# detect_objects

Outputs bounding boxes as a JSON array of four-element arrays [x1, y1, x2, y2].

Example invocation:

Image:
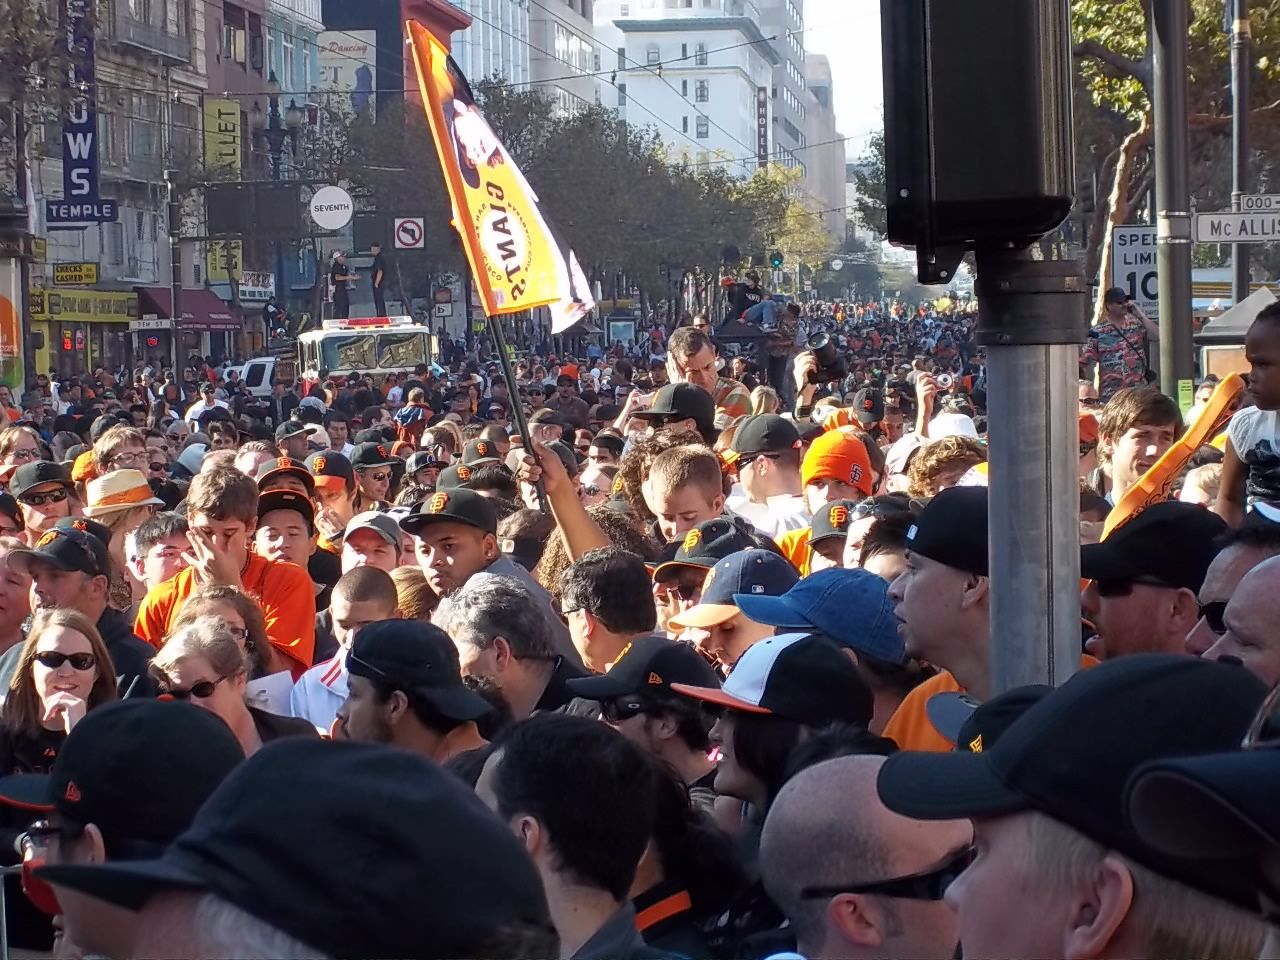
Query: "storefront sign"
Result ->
[[29, 288, 136, 322], [237, 271, 276, 302], [129, 317, 173, 331], [52, 262, 98, 285], [203, 98, 242, 176], [756, 86, 769, 169], [205, 240, 243, 283]]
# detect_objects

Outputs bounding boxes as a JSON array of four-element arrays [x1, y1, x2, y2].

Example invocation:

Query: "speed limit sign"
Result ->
[[1110, 225, 1159, 319]]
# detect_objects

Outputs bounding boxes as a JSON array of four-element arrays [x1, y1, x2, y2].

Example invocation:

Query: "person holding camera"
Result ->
[[1080, 286, 1160, 403]]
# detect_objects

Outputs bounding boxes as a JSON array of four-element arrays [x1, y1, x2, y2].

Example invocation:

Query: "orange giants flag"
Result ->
[[406, 21, 594, 333]]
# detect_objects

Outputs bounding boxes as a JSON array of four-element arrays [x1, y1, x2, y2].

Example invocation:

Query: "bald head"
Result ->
[[1206, 553, 1280, 685], [761, 756, 970, 958]]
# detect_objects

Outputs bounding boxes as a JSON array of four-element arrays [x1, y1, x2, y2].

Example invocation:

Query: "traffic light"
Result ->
[[769, 251, 784, 269]]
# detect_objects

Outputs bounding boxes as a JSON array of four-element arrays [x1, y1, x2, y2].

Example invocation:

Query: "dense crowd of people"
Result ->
[[0, 291, 1271, 959]]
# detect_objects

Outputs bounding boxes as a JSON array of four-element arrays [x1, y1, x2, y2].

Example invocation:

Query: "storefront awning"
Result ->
[[135, 287, 241, 332]]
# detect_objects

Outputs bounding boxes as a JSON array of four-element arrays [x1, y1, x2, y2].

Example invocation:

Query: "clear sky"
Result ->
[[804, 0, 883, 161]]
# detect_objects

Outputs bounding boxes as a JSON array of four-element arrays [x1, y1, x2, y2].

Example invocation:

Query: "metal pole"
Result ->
[[167, 174, 182, 374], [488, 314, 547, 512], [1151, 0, 1195, 393], [1230, 0, 1252, 305], [977, 248, 1087, 692]]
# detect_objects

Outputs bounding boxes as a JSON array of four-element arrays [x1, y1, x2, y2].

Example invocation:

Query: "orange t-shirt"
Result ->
[[883, 656, 1099, 752], [135, 554, 316, 677], [775, 526, 812, 576]]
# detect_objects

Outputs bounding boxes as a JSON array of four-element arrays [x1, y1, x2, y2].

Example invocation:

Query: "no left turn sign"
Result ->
[[394, 217, 425, 250]]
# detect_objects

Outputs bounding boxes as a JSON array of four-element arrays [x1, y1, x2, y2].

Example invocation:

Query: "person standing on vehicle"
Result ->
[[329, 251, 358, 321], [262, 296, 283, 341], [370, 242, 387, 317]]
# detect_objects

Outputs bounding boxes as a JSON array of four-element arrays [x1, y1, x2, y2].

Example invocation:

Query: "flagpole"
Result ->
[[488, 312, 547, 512]]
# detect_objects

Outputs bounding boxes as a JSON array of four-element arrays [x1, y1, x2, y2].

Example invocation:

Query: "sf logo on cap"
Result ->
[[862, 398, 875, 411], [428, 492, 449, 513], [376, 445, 388, 459], [278, 457, 293, 468], [850, 464, 864, 485], [682, 528, 702, 552], [612, 473, 624, 495], [457, 465, 472, 481], [829, 504, 849, 528], [36, 531, 58, 548], [70, 519, 88, 533], [313, 456, 328, 472], [476, 441, 488, 456]]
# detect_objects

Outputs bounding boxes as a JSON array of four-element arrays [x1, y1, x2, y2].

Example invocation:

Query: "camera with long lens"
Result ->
[[806, 332, 849, 385]]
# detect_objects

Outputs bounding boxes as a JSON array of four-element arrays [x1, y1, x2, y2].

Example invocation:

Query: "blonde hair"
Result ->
[[750, 386, 780, 415], [93, 425, 146, 471], [389, 565, 436, 621], [649, 444, 724, 502], [1023, 811, 1264, 960], [907, 436, 986, 499]]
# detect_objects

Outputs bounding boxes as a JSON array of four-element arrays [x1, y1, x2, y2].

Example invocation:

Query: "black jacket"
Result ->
[[96, 608, 157, 698]]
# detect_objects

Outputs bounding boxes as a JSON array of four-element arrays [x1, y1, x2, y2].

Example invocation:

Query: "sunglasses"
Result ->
[[1094, 575, 1175, 597], [654, 580, 700, 602], [160, 675, 228, 700], [19, 488, 68, 507], [1197, 600, 1227, 637], [601, 697, 650, 723], [149, 462, 167, 472], [800, 844, 976, 902], [34, 651, 96, 671], [364, 471, 391, 483], [11, 448, 38, 462]]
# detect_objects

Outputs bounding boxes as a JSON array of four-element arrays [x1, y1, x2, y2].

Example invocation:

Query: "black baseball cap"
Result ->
[[590, 432, 625, 457], [876, 655, 1268, 911], [0, 699, 243, 848], [53, 515, 112, 547], [307, 451, 355, 494], [925, 685, 1053, 752], [809, 499, 860, 545], [274, 420, 308, 443], [9, 527, 108, 578], [566, 635, 721, 701], [672, 633, 873, 729], [255, 456, 315, 495], [257, 489, 315, 535], [652, 518, 755, 581], [904, 486, 989, 576], [399, 488, 497, 536], [852, 387, 885, 426], [544, 439, 580, 478], [406, 450, 446, 475], [0, 492, 21, 531], [435, 463, 475, 490], [354, 428, 386, 445], [1104, 286, 1130, 304], [351, 442, 396, 470], [36, 739, 551, 958], [10, 461, 72, 500], [668, 549, 799, 630], [347, 620, 491, 723], [731, 414, 801, 459], [1128, 746, 1280, 862], [1080, 500, 1227, 593], [632, 383, 715, 434], [462, 438, 501, 466]]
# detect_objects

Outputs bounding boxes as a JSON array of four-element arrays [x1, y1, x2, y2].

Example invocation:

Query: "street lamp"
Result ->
[[256, 72, 300, 181]]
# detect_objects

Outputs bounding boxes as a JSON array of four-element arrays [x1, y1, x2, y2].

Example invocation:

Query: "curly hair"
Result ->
[[534, 505, 660, 602], [615, 429, 703, 519], [907, 436, 986, 499]]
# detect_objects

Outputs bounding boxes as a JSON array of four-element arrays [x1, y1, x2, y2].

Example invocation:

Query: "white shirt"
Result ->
[[386, 385, 404, 406], [183, 397, 229, 426], [1228, 405, 1280, 503], [727, 491, 810, 542], [289, 656, 348, 734]]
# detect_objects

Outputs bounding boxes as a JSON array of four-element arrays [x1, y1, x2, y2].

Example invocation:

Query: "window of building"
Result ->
[[695, 114, 708, 138], [695, 42, 707, 65], [617, 82, 627, 106], [282, 33, 295, 85], [266, 28, 277, 76], [301, 37, 310, 86], [620, 2, 629, 12], [129, 0, 150, 21], [681, 42, 687, 59], [694, 79, 708, 102], [681, 78, 687, 95], [646, 43, 660, 65], [105, 222, 125, 266], [682, 115, 688, 133]]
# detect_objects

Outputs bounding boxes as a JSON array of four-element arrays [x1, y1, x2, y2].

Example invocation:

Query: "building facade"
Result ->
[[529, 0, 599, 114], [449, 0, 532, 87], [31, 0, 210, 375], [803, 54, 844, 239], [613, 10, 777, 177], [756, 0, 804, 172]]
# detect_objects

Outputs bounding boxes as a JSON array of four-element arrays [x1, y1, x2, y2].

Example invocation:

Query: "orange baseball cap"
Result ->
[[1079, 413, 1098, 445], [71, 450, 98, 484], [801, 429, 873, 497]]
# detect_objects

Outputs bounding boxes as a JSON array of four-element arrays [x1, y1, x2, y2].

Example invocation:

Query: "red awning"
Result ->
[[135, 287, 241, 332]]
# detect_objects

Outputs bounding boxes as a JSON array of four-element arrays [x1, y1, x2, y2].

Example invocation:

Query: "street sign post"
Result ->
[[394, 217, 425, 249], [1194, 210, 1280, 242], [1111, 225, 1159, 318], [1241, 194, 1280, 212]]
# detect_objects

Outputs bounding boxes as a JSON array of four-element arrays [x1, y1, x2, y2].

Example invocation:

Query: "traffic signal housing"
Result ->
[[769, 251, 784, 269]]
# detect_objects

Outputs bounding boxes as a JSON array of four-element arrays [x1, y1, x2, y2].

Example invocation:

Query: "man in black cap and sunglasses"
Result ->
[[1185, 521, 1280, 656], [1080, 500, 1227, 661]]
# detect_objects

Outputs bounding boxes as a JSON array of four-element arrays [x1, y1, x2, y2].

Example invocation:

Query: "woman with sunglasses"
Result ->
[[151, 618, 316, 756], [169, 583, 284, 679], [0, 611, 116, 955]]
